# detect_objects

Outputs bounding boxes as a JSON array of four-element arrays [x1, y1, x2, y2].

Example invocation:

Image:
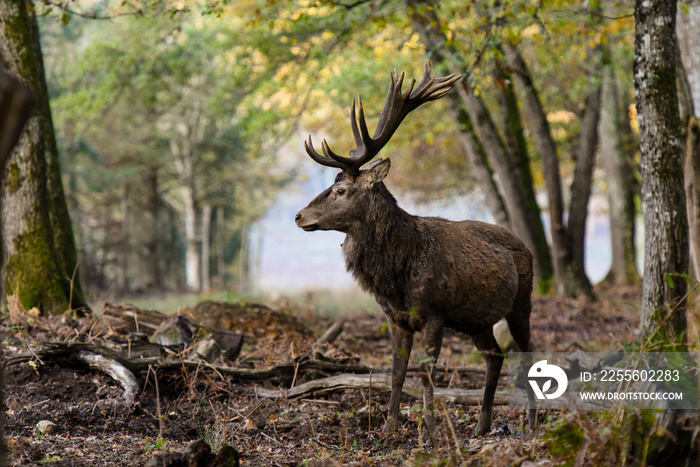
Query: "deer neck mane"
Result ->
[[342, 182, 420, 303]]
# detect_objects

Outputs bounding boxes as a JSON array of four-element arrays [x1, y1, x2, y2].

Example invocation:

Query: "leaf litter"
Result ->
[[3, 288, 640, 466]]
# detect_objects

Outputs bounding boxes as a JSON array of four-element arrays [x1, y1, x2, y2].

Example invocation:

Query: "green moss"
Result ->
[[2, 0, 42, 90], [6, 163, 21, 192], [544, 410, 665, 465], [537, 275, 554, 295], [4, 227, 68, 315]]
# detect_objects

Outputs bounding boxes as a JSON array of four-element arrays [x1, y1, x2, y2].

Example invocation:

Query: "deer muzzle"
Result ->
[[295, 210, 319, 231]]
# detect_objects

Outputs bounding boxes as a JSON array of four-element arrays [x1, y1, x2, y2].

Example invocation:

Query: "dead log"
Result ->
[[95, 303, 172, 335], [255, 373, 517, 406]]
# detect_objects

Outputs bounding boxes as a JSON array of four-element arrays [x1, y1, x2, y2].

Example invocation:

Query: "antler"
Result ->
[[304, 61, 462, 174]]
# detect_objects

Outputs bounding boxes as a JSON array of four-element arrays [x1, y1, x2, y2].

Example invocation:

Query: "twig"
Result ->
[[259, 430, 282, 446], [67, 261, 79, 318], [291, 361, 300, 389], [368, 370, 373, 435], [439, 400, 464, 463], [151, 366, 164, 440]]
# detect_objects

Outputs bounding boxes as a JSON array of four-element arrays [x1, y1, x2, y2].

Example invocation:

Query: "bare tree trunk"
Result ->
[[677, 0, 700, 113], [635, 0, 688, 346], [445, 97, 509, 229], [238, 223, 249, 295], [170, 131, 201, 292], [503, 42, 593, 297], [33, 15, 85, 307], [685, 118, 700, 279], [567, 81, 602, 297], [119, 183, 129, 293], [201, 204, 212, 291], [0, 65, 35, 467], [678, 1, 700, 280], [493, 60, 554, 289], [144, 169, 162, 289], [0, 0, 84, 314], [599, 63, 640, 285], [216, 206, 226, 290], [634, 4, 696, 463], [183, 183, 200, 291]]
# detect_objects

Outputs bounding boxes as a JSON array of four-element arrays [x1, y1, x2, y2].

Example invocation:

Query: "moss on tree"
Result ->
[[1, 0, 86, 314]]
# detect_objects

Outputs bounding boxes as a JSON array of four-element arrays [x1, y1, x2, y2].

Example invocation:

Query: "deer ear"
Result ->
[[361, 158, 391, 187]]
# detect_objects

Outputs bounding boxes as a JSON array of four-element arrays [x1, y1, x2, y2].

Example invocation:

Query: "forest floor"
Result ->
[[3, 287, 643, 466]]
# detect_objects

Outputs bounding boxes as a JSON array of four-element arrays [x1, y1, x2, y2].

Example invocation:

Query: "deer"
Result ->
[[295, 62, 535, 439]]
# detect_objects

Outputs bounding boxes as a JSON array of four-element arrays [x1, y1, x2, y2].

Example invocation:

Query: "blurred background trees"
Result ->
[[8, 0, 698, 312]]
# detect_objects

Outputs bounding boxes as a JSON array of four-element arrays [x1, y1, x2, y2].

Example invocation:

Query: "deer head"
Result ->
[[295, 62, 461, 233]]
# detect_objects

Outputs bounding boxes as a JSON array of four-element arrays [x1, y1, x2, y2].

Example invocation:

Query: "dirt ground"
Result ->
[[3, 288, 641, 466]]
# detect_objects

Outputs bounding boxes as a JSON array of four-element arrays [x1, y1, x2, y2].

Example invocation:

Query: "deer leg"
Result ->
[[505, 311, 537, 431], [418, 318, 444, 442], [383, 325, 413, 433], [471, 328, 504, 437]]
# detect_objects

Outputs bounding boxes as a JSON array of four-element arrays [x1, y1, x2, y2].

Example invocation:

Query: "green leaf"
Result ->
[[665, 274, 675, 289], [60, 13, 70, 26]]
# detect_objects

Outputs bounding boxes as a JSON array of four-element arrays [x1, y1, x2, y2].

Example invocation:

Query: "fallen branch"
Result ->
[[315, 319, 345, 346], [255, 373, 518, 406], [6, 341, 504, 405], [6, 342, 371, 380], [76, 351, 139, 404]]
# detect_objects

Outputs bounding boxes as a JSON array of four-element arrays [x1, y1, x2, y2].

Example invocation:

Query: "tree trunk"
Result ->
[[503, 42, 593, 297], [567, 85, 600, 297], [237, 223, 249, 295], [677, 1, 700, 280], [201, 203, 212, 291], [32, 14, 85, 308], [0, 65, 35, 467], [634, 5, 697, 465], [216, 206, 226, 290], [0, 0, 85, 314], [677, 0, 700, 113], [685, 118, 700, 279], [183, 182, 200, 291], [144, 169, 162, 289], [445, 96, 509, 229], [635, 0, 688, 346], [492, 60, 554, 290], [119, 183, 129, 293], [599, 63, 640, 285]]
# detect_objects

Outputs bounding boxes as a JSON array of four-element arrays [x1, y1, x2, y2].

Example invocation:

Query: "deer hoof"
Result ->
[[383, 416, 399, 433], [475, 420, 491, 437]]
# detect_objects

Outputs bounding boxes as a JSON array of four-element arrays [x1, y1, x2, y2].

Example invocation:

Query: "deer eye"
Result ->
[[336, 188, 346, 196]]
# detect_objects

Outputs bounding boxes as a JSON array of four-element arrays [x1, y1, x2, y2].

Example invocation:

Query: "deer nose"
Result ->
[[294, 213, 302, 223]]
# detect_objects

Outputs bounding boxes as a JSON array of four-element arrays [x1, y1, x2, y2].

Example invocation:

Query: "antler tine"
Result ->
[[322, 139, 354, 167], [304, 136, 345, 169], [349, 98, 365, 152], [303, 61, 462, 174]]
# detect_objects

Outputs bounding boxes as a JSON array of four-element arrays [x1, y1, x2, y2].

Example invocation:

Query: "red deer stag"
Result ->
[[295, 62, 534, 439]]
